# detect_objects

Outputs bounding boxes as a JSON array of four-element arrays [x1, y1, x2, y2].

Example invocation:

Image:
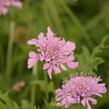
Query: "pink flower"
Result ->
[[55, 74, 107, 109], [27, 27, 79, 79], [12, 81, 26, 92], [0, 0, 22, 15]]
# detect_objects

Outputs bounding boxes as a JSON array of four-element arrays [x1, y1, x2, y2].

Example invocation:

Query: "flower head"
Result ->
[[0, 0, 22, 15], [27, 27, 79, 79], [55, 74, 107, 109]]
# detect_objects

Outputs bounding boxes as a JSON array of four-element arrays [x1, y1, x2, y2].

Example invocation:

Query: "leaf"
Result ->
[[0, 92, 36, 109], [0, 92, 19, 109], [21, 100, 36, 109], [78, 35, 109, 74]]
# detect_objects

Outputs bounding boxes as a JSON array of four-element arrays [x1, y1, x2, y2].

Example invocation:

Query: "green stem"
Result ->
[[6, 20, 15, 79], [0, 45, 4, 72], [31, 64, 37, 105], [44, 71, 48, 103]]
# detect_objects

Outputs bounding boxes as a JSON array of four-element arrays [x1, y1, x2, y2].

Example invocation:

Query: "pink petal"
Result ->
[[64, 41, 76, 51], [39, 55, 45, 61], [67, 97, 77, 104], [53, 66, 61, 74], [64, 102, 70, 108], [29, 51, 37, 57], [56, 103, 63, 107], [43, 63, 50, 70], [28, 52, 39, 68], [86, 101, 92, 109], [77, 97, 80, 103], [89, 97, 97, 104], [38, 33, 44, 40], [0, 7, 8, 15], [56, 89, 63, 95], [98, 84, 107, 93], [81, 98, 86, 106], [60, 64, 67, 70], [47, 68, 52, 79], [5, 1, 11, 6], [67, 55, 75, 61], [47, 27, 54, 38], [27, 39, 37, 46], [28, 58, 37, 69], [67, 62, 79, 69], [11, 1, 23, 9], [94, 93, 102, 97], [56, 96, 63, 101], [45, 57, 51, 62], [19, 81, 26, 87]]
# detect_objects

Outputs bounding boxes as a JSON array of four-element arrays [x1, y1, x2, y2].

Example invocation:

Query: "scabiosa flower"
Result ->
[[0, 0, 22, 15], [56, 74, 107, 109], [27, 27, 79, 79]]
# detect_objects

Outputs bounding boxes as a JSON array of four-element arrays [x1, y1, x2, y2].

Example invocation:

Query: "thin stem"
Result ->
[[0, 45, 4, 72], [44, 71, 48, 103], [31, 64, 37, 105], [6, 20, 15, 79]]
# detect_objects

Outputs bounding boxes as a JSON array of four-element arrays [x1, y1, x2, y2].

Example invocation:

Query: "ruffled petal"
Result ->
[[11, 1, 22, 9], [56, 89, 63, 95], [43, 63, 50, 70], [81, 98, 86, 106], [64, 41, 76, 52], [0, 7, 8, 15], [28, 52, 39, 68], [28, 58, 37, 68], [29, 51, 37, 57], [60, 64, 67, 70], [67, 97, 77, 104], [56, 103, 63, 107], [86, 101, 92, 109], [67, 62, 79, 69], [89, 97, 97, 104], [53, 66, 61, 74], [47, 68, 52, 79], [47, 27, 54, 38], [67, 55, 75, 61], [27, 39, 37, 46], [38, 33, 44, 40]]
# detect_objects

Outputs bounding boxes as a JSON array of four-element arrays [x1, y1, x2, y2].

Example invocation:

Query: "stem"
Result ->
[[6, 20, 15, 79], [44, 71, 48, 103], [31, 64, 37, 105], [0, 45, 4, 72]]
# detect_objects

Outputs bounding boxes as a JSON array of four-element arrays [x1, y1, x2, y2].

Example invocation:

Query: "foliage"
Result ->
[[77, 35, 109, 75], [0, 92, 36, 109], [0, 0, 109, 109]]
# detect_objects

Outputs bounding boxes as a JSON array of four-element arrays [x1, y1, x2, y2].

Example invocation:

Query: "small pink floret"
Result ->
[[12, 81, 26, 92], [0, 0, 23, 15]]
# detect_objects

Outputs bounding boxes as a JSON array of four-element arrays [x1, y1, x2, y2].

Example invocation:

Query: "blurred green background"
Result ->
[[0, 0, 109, 109]]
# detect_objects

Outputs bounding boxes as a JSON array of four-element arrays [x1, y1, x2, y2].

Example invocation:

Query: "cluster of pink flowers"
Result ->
[[27, 27, 107, 109], [27, 27, 79, 79], [0, 0, 22, 15], [55, 74, 107, 109]]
